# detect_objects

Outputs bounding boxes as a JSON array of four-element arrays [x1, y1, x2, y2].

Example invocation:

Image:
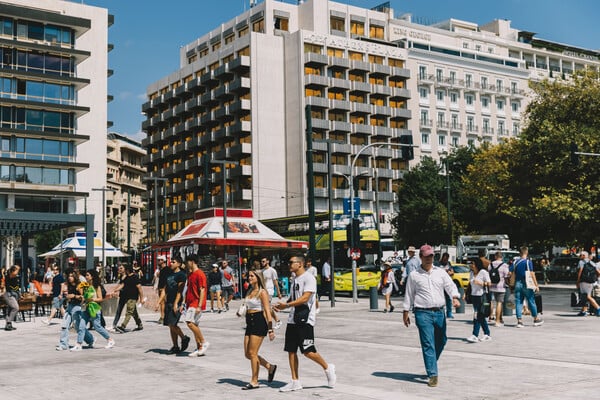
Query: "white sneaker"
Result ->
[[279, 380, 303, 392], [533, 319, 544, 327], [274, 320, 282, 330], [466, 335, 479, 343], [41, 318, 50, 325], [188, 349, 200, 357], [70, 344, 82, 352], [325, 363, 336, 387], [105, 339, 115, 349], [481, 335, 492, 341], [197, 342, 210, 356], [316, 308, 320, 314]]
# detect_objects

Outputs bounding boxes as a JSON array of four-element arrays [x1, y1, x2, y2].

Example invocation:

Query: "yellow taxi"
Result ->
[[333, 265, 381, 295], [450, 263, 471, 289]]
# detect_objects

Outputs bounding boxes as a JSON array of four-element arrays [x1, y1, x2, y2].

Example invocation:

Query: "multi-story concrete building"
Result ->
[[142, 0, 411, 241], [0, 0, 111, 268], [106, 133, 146, 254], [141, 0, 600, 240]]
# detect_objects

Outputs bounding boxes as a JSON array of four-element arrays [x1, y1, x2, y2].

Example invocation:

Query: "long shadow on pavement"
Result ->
[[372, 371, 428, 385]]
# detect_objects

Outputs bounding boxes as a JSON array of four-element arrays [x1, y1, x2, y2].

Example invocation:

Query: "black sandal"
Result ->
[[268, 364, 277, 383], [242, 383, 260, 390]]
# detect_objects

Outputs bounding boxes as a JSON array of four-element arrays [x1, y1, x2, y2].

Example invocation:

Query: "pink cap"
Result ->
[[420, 244, 434, 257]]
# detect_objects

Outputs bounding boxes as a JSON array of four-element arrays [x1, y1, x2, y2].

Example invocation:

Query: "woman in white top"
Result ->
[[466, 258, 492, 343], [242, 270, 277, 390], [380, 262, 397, 313]]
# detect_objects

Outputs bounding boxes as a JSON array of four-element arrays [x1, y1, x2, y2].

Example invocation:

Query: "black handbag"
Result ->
[[293, 304, 310, 325], [465, 284, 472, 304], [479, 288, 491, 316]]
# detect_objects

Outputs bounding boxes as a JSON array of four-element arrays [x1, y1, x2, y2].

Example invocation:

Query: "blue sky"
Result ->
[[82, 0, 600, 141]]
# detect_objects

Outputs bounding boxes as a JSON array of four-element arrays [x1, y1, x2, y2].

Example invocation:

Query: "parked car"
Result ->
[[451, 263, 471, 289], [548, 256, 580, 281]]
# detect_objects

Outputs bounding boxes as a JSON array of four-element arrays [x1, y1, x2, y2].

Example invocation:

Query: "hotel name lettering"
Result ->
[[391, 27, 431, 42], [305, 33, 403, 57]]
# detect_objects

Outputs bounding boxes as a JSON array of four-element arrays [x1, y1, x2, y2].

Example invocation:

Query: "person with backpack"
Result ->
[[380, 262, 397, 313], [488, 251, 509, 327], [575, 251, 600, 316]]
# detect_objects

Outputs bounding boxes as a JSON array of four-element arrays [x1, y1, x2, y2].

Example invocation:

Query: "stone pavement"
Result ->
[[1, 287, 598, 400]]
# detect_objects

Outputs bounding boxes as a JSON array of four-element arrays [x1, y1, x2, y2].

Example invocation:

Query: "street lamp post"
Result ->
[[349, 142, 415, 303], [92, 187, 116, 269], [212, 160, 239, 239]]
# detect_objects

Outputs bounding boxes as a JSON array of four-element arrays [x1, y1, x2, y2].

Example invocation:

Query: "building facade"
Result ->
[[0, 0, 111, 265], [141, 0, 600, 241], [106, 133, 146, 253]]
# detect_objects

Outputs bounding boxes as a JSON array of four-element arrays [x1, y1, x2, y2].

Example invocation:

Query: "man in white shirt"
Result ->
[[274, 254, 336, 392], [403, 244, 460, 388], [261, 257, 282, 328], [320, 257, 331, 301]]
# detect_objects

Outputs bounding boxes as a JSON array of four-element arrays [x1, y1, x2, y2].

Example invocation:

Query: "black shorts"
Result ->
[[245, 311, 268, 337], [284, 323, 316, 354], [222, 286, 234, 298], [164, 303, 181, 327]]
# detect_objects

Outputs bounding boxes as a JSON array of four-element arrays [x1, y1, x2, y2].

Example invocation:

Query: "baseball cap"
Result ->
[[419, 244, 434, 257], [212, 263, 219, 268]]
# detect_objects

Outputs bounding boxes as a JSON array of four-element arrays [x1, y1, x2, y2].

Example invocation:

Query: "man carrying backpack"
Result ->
[[488, 251, 509, 326], [576, 251, 600, 316]]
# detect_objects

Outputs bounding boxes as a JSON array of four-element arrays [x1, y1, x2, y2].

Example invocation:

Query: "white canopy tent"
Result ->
[[39, 232, 128, 259]]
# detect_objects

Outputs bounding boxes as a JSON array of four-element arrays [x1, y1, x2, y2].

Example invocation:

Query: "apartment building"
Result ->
[[141, 0, 600, 241], [0, 0, 111, 266], [142, 0, 411, 241], [106, 133, 146, 253], [393, 16, 600, 161]]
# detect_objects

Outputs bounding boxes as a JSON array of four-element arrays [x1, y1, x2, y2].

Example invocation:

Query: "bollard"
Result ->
[[369, 286, 378, 311], [455, 286, 465, 314], [503, 289, 514, 316]]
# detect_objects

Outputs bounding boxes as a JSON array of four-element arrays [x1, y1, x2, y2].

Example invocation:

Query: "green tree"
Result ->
[[34, 230, 62, 254], [393, 157, 447, 247], [463, 70, 600, 249]]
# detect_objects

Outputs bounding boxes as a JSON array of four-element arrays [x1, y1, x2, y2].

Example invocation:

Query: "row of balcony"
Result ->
[[418, 75, 527, 97], [311, 119, 410, 137], [304, 74, 410, 98], [306, 96, 411, 118], [145, 166, 252, 197], [420, 120, 512, 136], [304, 53, 410, 78], [313, 188, 397, 202], [142, 57, 251, 113]]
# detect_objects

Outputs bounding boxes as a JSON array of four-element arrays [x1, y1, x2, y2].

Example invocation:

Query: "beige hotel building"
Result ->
[[141, 0, 599, 240]]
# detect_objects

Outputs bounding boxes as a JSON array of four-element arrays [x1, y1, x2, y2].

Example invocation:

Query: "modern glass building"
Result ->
[[0, 0, 111, 269]]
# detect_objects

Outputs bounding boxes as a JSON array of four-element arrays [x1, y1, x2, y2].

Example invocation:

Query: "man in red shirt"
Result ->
[[185, 255, 209, 357]]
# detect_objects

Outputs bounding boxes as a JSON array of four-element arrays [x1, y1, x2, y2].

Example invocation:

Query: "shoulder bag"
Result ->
[[290, 282, 310, 325], [236, 298, 247, 317], [524, 261, 536, 289]]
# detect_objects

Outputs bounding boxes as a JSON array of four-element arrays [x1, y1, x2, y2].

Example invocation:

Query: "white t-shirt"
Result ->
[[261, 267, 278, 296], [307, 266, 317, 277], [470, 269, 490, 296], [288, 271, 317, 326]]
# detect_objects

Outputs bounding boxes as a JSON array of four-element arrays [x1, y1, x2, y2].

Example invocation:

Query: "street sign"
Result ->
[[348, 248, 361, 260], [343, 198, 361, 215]]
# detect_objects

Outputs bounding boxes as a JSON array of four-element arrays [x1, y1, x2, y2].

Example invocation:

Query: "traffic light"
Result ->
[[346, 218, 361, 247], [570, 141, 579, 166], [399, 134, 414, 161]]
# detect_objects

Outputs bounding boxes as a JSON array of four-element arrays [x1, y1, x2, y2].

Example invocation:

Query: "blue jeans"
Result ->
[[514, 281, 538, 319], [59, 304, 93, 348], [471, 295, 490, 337], [414, 309, 447, 378], [83, 310, 111, 340]]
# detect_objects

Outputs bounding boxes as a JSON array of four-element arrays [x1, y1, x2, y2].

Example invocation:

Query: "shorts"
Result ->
[[222, 286, 234, 298], [284, 323, 317, 354], [52, 296, 63, 309], [164, 303, 181, 326], [245, 311, 268, 337], [382, 285, 393, 296], [490, 291, 505, 302], [210, 284, 222, 294], [579, 282, 594, 296], [183, 307, 202, 326]]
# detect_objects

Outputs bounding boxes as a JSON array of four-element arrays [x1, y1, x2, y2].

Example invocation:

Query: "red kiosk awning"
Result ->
[[155, 208, 308, 250]]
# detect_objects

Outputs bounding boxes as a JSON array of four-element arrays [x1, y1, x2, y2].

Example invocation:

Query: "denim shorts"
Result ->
[[210, 284, 221, 293]]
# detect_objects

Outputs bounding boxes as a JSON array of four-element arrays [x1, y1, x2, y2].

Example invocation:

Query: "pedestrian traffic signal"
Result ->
[[570, 141, 579, 166], [399, 135, 414, 161]]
